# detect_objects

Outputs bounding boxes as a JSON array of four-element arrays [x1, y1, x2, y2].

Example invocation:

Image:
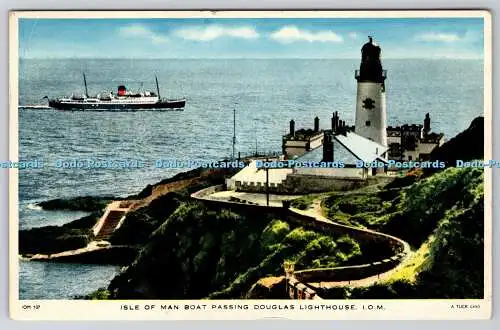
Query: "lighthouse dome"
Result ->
[[361, 36, 381, 58]]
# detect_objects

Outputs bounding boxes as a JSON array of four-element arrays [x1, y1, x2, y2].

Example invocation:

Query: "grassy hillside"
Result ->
[[107, 203, 363, 299], [319, 166, 484, 299], [325, 167, 483, 247], [106, 166, 484, 300]]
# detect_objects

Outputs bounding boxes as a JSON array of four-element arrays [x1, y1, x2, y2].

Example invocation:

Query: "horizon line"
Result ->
[[19, 57, 484, 61]]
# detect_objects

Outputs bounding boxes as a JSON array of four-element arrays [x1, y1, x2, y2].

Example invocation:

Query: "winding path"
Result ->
[[191, 185, 412, 300], [290, 200, 411, 289]]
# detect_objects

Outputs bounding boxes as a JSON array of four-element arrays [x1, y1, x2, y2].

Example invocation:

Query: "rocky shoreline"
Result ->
[[19, 166, 238, 264]]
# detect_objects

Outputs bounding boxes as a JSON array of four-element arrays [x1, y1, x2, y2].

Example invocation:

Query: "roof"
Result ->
[[334, 132, 389, 164], [297, 140, 359, 164], [295, 131, 388, 164]]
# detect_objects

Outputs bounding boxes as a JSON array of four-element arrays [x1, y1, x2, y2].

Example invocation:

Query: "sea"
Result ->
[[17, 58, 484, 299]]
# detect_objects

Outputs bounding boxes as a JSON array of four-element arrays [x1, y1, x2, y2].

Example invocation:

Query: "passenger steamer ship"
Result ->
[[45, 74, 186, 111]]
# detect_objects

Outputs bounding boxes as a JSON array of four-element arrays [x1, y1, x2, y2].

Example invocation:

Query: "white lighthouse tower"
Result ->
[[354, 36, 388, 150]]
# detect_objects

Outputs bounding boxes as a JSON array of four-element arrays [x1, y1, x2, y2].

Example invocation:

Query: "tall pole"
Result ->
[[232, 104, 236, 161], [82, 72, 88, 98], [266, 157, 270, 206], [254, 119, 258, 156]]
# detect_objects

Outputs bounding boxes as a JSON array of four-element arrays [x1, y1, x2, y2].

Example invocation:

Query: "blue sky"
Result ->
[[19, 17, 485, 59]]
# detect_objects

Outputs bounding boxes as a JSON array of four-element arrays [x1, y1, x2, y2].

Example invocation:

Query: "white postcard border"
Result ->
[[8, 9, 493, 321]]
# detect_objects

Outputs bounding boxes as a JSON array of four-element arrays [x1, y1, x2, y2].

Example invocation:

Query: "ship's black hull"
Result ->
[[48, 99, 186, 111]]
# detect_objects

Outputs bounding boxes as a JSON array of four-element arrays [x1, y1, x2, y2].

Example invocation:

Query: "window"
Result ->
[[365, 121, 371, 126], [408, 155, 413, 161]]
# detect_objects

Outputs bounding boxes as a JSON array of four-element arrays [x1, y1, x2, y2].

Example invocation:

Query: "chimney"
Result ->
[[322, 131, 334, 162], [289, 119, 295, 137], [423, 113, 431, 136], [340, 120, 347, 135], [314, 116, 320, 133]]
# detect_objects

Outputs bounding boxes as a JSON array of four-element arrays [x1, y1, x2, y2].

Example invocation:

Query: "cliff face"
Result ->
[[430, 116, 484, 166]]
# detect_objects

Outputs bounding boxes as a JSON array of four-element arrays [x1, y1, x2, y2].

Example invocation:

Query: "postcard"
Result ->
[[8, 10, 492, 320]]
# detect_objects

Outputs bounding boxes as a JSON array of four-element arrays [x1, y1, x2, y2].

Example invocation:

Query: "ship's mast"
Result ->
[[82, 72, 89, 98], [155, 75, 161, 99]]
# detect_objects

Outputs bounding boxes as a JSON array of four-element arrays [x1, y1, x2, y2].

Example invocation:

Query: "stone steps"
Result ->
[[94, 209, 126, 241]]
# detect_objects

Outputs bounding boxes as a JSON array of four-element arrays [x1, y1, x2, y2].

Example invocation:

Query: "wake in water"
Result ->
[[18, 104, 51, 110], [26, 203, 43, 211]]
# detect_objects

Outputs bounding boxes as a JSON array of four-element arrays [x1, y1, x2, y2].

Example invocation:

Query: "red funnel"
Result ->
[[117, 85, 127, 96]]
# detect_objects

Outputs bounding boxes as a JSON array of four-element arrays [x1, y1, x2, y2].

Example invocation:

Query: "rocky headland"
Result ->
[[20, 117, 485, 300]]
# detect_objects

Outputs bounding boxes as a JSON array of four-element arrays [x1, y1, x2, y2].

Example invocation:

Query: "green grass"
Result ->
[[78, 288, 111, 300], [387, 238, 433, 283], [318, 167, 484, 299], [290, 195, 317, 210], [108, 204, 363, 300]]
